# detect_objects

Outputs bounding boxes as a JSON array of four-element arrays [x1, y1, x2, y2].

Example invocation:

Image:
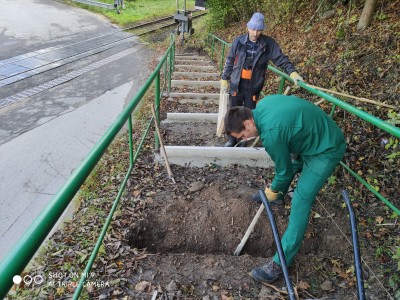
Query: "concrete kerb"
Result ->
[[174, 60, 212, 65], [163, 112, 218, 123], [173, 71, 220, 79], [174, 65, 215, 72], [171, 80, 220, 88], [158, 146, 273, 168], [174, 55, 205, 60]]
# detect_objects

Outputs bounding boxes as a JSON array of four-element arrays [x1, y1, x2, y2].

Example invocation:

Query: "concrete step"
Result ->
[[174, 59, 212, 65], [175, 55, 207, 60], [163, 113, 218, 123], [168, 92, 219, 100], [175, 53, 196, 56], [174, 65, 215, 72], [167, 97, 219, 105], [160, 146, 273, 168], [171, 80, 220, 89], [173, 71, 220, 80]]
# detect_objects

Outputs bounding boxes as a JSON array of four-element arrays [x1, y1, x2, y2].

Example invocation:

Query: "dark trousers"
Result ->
[[227, 79, 257, 143], [229, 79, 257, 109]]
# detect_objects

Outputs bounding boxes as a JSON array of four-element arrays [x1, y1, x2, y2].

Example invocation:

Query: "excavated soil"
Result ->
[[119, 87, 392, 299], [123, 150, 389, 300]]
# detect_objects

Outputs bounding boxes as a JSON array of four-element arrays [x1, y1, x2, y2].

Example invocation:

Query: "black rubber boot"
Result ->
[[249, 260, 283, 284]]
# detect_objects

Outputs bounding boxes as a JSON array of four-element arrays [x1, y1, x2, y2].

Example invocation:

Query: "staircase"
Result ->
[[159, 51, 274, 168]]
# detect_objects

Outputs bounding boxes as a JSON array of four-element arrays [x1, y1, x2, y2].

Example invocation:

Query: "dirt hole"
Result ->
[[127, 164, 320, 257]]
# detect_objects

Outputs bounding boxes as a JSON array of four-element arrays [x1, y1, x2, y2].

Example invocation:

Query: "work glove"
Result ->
[[220, 79, 228, 90], [289, 72, 304, 86], [251, 187, 283, 204], [264, 187, 280, 201]]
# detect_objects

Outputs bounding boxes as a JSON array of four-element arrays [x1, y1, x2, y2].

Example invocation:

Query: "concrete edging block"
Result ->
[[163, 113, 218, 123], [159, 146, 273, 168]]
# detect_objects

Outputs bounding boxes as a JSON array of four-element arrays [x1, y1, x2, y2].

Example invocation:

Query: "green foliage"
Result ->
[[327, 175, 337, 185], [386, 110, 400, 125], [206, 0, 301, 30]]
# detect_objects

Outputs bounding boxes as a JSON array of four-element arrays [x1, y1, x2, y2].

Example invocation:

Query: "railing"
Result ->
[[0, 34, 175, 299], [72, 0, 124, 12], [206, 33, 400, 215]]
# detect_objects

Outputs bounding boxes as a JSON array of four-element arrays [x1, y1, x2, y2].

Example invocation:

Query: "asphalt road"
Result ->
[[0, 0, 153, 261]]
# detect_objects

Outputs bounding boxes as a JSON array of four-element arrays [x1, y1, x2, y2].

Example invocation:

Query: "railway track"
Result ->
[[0, 11, 207, 92]]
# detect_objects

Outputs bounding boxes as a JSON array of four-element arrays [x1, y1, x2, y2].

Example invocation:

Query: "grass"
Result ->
[[68, 0, 196, 27]]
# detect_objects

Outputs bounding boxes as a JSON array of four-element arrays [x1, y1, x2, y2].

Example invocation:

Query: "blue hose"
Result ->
[[341, 189, 366, 299], [259, 190, 296, 300]]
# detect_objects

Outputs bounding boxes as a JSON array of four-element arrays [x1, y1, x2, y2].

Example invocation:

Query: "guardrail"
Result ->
[[0, 34, 175, 299], [206, 33, 400, 216], [72, 0, 124, 13]]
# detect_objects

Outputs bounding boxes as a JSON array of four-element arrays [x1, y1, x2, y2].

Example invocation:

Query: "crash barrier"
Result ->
[[258, 190, 296, 300], [72, 0, 124, 13], [205, 33, 400, 216], [0, 34, 175, 299]]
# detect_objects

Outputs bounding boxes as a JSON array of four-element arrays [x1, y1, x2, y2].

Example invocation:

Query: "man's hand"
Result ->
[[289, 72, 304, 86], [220, 79, 228, 90], [264, 187, 279, 201]]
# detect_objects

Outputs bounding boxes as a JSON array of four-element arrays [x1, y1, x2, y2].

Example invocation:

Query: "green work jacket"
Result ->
[[252, 95, 345, 192]]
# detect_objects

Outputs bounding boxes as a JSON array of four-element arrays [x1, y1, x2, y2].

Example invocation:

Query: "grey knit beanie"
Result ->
[[247, 12, 265, 30]]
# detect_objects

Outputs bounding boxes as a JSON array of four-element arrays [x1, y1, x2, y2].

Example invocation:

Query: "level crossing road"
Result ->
[[0, 0, 153, 261]]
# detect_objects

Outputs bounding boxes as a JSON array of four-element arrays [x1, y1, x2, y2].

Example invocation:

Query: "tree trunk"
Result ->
[[357, 0, 378, 30]]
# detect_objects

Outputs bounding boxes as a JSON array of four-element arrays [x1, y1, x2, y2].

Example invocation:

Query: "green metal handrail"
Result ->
[[206, 33, 399, 215], [0, 34, 175, 299]]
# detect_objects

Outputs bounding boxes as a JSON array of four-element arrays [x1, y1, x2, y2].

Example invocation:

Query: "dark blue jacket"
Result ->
[[221, 34, 297, 97]]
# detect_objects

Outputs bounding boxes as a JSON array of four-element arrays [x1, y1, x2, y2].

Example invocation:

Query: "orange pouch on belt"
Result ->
[[241, 68, 252, 80]]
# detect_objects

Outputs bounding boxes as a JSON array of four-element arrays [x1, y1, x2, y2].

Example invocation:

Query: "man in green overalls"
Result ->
[[224, 94, 346, 284]]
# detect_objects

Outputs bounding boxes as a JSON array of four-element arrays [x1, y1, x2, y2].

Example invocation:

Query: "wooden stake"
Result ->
[[216, 86, 229, 137], [151, 104, 176, 184], [307, 84, 396, 109], [233, 203, 264, 256]]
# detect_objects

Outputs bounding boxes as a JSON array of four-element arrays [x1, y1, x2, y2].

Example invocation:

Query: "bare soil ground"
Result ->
[[114, 82, 394, 299]]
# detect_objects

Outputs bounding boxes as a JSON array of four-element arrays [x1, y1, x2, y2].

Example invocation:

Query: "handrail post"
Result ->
[[128, 115, 134, 165], [330, 104, 336, 117], [163, 58, 167, 92], [278, 76, 285, 94], [154, 71, 161, 151], [211, 37, 215, 61], [219, 44, 225, 73]]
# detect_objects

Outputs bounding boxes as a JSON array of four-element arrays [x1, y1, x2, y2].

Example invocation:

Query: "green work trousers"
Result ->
[[273, 148, 345, 266]]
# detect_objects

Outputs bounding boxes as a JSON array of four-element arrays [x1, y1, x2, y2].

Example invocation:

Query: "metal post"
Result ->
[[259, 190, 296, 300], [341, 190, 366, 300], [278, 76, 285, 94], [211, 38, 215, 61], [330, 104, 337, 117], [128, 115, 134, 165], [220, 44, 225, 73], [154, 72, 161, 151]]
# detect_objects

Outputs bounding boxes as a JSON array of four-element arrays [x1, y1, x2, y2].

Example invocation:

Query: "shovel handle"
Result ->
[[233, 203, 264, 256]]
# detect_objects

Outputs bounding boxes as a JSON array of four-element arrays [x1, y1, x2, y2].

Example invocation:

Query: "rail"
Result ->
[[0, 34, 175, 299], [206, 33, 400, 216]]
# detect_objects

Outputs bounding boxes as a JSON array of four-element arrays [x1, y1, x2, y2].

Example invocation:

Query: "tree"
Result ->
[[357, 0, 377, 30]]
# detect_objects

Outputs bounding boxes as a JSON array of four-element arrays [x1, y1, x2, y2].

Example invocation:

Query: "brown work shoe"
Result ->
[[249, 260, 283, 284]]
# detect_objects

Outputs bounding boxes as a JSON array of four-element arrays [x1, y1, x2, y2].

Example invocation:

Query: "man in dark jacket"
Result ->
[[224, 94, 346, 284], [221, 12, 303, 147]]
